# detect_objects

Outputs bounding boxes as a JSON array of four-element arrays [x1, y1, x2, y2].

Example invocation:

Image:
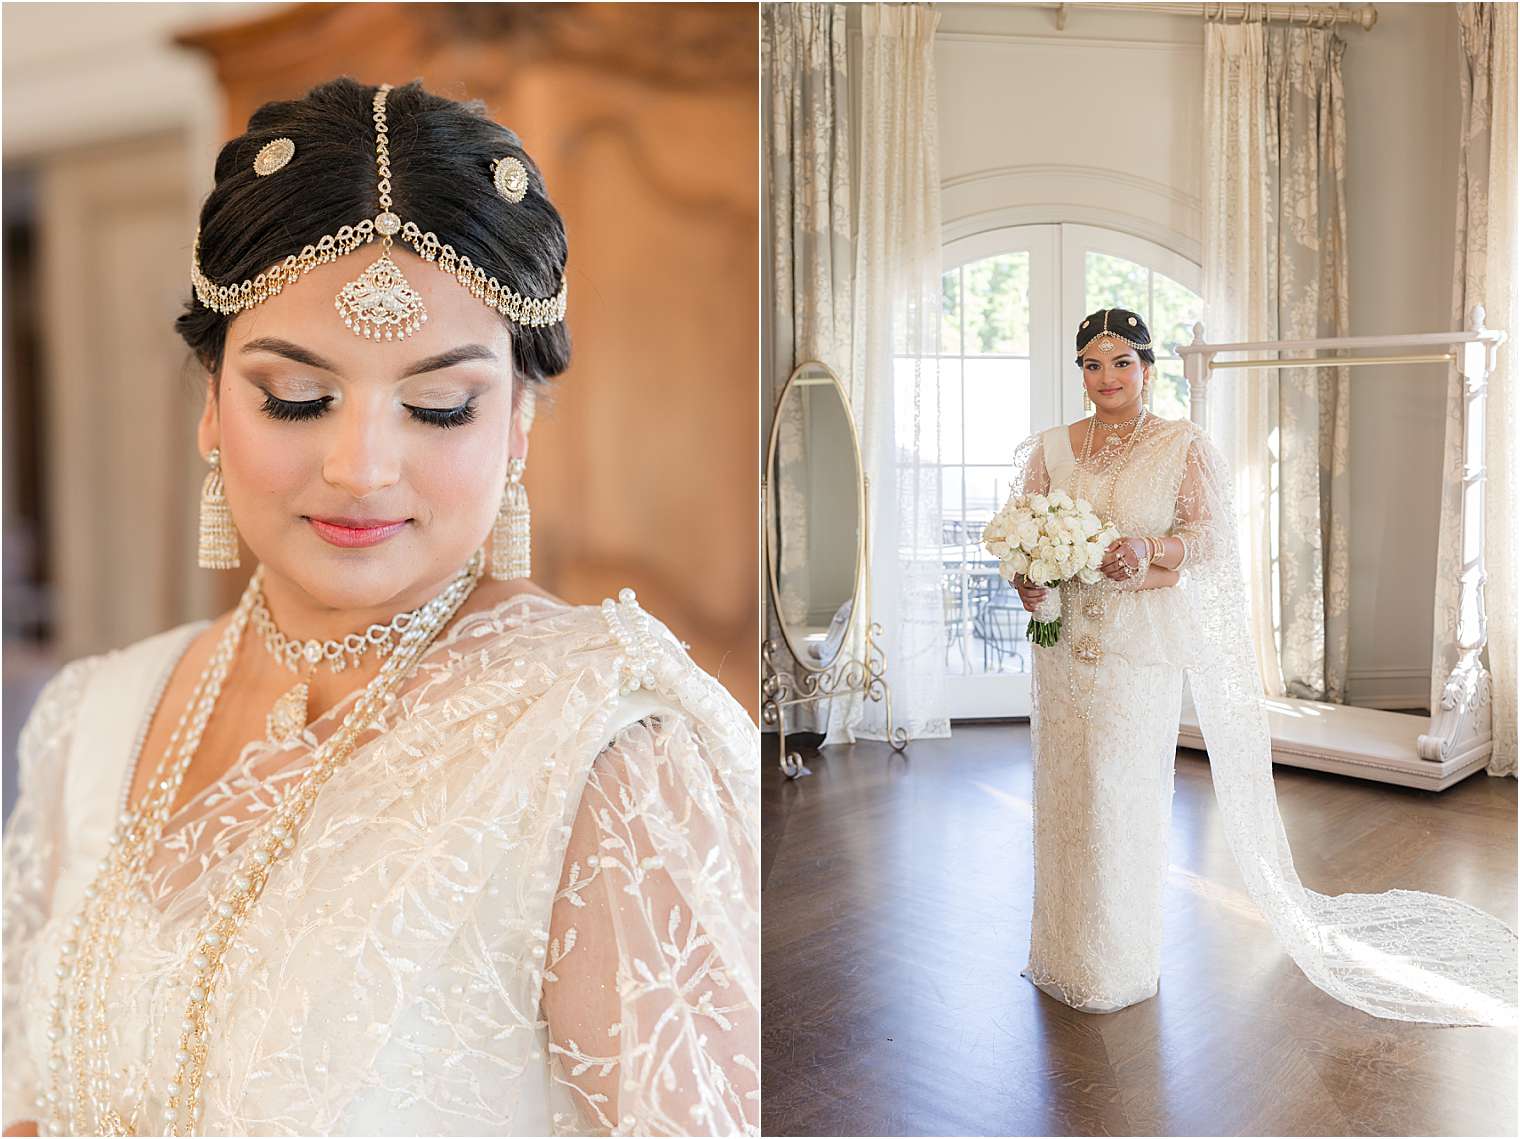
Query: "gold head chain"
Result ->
[[189, 83, 567, 340]]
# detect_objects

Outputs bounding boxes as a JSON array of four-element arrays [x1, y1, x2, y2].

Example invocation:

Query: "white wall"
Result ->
[[934, 1, 1462, 709]]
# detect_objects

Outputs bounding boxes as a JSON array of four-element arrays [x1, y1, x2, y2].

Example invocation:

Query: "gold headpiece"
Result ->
[[190, 84, 568, 341], [1078, 309, 1152, 357]]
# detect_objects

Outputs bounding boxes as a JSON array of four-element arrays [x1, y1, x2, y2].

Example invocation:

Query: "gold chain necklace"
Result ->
[[45, 554, 482, 1137], [1065, 410, 1149, 729]]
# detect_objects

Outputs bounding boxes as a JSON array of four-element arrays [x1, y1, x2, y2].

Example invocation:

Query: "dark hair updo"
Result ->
[[175, 77, 571, 400], [1074, 307, 1155, 368]]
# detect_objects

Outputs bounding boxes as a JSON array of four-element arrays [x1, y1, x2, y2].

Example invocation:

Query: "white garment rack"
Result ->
[[1174, 306, 1505, 791]]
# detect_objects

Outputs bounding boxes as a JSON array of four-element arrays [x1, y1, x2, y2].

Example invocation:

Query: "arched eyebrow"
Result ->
[[239, 337, 497, 378]]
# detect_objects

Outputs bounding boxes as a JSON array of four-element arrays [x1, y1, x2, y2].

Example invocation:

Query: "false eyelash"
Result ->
[[259, 393, 478, 429], [405, 398, 478, 429], [261, 393, 332, 421]]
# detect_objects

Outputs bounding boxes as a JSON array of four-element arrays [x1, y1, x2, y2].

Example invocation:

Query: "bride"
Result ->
[[1, 79, 758, 1136], [1006, 306, 1516, 1026]]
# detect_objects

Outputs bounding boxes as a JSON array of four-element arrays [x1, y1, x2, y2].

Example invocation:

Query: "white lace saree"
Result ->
[[2, 592, 760, 1136], [1011, 415, 1517, 1027]]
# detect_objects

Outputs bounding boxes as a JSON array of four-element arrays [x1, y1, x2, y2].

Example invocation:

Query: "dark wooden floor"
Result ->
[[762, 723, 1518, 1137]]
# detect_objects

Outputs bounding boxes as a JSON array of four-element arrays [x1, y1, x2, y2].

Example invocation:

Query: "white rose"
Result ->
[[1029, 493, 1049, 514], [1008, 550, 1030, 575], [1048, 489, 1073, 510]]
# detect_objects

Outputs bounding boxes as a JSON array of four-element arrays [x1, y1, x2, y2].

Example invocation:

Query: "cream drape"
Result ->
[[762, 2, 855, 738], [1203, 21, 1288, 700], [1264, 24, 1352, 705], [1445, 2, 1518, 778], [1202, 20, 1353, 705], [849, 3, 949, 742]]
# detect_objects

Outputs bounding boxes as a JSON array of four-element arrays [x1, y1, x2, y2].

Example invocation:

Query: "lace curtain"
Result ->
[[1263, 24, 1352, 704], [1203, 21, 1288, 700], [762, 2, 855, 738], [1446, 3, 1518, 777], [1203, 19, 1352, 704], [849, 3, 949, 742]]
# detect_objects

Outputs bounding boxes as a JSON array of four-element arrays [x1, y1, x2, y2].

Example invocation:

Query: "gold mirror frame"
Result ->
[[762, 360, 864, 674], [761, 360, 908, 778]]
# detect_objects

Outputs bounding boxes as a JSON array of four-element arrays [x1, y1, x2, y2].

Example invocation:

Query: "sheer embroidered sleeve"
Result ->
[[3, 659, 101, 1132], [1009, 431, 1050, 498], [541, 714, 760, 1136], [1170, 426, 1230, 568]]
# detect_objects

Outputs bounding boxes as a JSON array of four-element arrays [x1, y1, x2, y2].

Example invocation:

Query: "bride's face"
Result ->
[[1080, 340, 1150, 415], [199, 246, 528, 613]]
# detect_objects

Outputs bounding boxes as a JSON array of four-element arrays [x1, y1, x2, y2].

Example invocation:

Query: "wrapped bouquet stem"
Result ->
[[982, 488, 1119, 648], [1027, 580, 1063, 645]]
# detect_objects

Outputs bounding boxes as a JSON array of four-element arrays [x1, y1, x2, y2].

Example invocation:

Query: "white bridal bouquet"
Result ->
[[981, 488, 1120, 646]]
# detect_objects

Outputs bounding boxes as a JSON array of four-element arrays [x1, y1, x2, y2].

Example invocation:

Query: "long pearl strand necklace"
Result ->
[[44, 554, 482, 1137], [1064, 409, 1150, 730]]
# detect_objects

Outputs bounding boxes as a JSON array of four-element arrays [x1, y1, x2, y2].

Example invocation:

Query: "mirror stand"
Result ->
[[762, 475, 909, 779]]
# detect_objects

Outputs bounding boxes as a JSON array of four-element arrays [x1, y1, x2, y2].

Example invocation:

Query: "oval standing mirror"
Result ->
[[764, 361, 863, 673]]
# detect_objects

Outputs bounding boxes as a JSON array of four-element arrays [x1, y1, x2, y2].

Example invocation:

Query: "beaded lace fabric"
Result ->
[[1010, 415, 1517, 1025], [3, 593, 760, 1135]]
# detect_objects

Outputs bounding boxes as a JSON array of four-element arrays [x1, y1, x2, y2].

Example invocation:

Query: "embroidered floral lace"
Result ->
[[3, 594, 760, 1135]]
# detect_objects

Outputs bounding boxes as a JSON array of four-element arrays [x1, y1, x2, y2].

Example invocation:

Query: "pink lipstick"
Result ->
[[307, 516, 409, 549]]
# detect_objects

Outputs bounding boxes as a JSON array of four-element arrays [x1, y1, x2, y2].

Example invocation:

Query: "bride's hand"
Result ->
[[1011, 572, 1048, 613], [1098, 536, 1146, 582]]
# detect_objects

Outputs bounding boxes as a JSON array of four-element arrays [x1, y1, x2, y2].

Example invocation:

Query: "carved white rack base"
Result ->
[[1177, 683, 1491, 792], [1175, 308, 1504, 791]]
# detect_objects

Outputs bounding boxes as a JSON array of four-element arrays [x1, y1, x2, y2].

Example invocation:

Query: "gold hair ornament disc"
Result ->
[[492, 156, 529, 203], [253, 138, 295, 176]]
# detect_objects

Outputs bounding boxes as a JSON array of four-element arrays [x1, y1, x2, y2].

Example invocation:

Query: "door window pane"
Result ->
[[963, 358, 1029, 465], [963, 253, 1029, 355], [1085, 252, 1148, 317], [938, 252, 1033, 677]]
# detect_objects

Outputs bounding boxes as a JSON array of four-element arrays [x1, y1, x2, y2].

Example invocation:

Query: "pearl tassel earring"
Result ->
[[198, 448, 240, 569], [490, 457, 531, 581]]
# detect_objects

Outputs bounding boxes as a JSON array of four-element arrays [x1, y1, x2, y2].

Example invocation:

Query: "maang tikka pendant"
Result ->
[[334, 235, 428, 341]]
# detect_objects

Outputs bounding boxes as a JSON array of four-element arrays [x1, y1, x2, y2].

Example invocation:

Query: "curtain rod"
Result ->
[[1038, 3, 1378, 31]]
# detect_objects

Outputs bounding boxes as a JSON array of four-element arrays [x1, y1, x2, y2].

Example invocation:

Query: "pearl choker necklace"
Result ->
[[250, 585, 437, 743]]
